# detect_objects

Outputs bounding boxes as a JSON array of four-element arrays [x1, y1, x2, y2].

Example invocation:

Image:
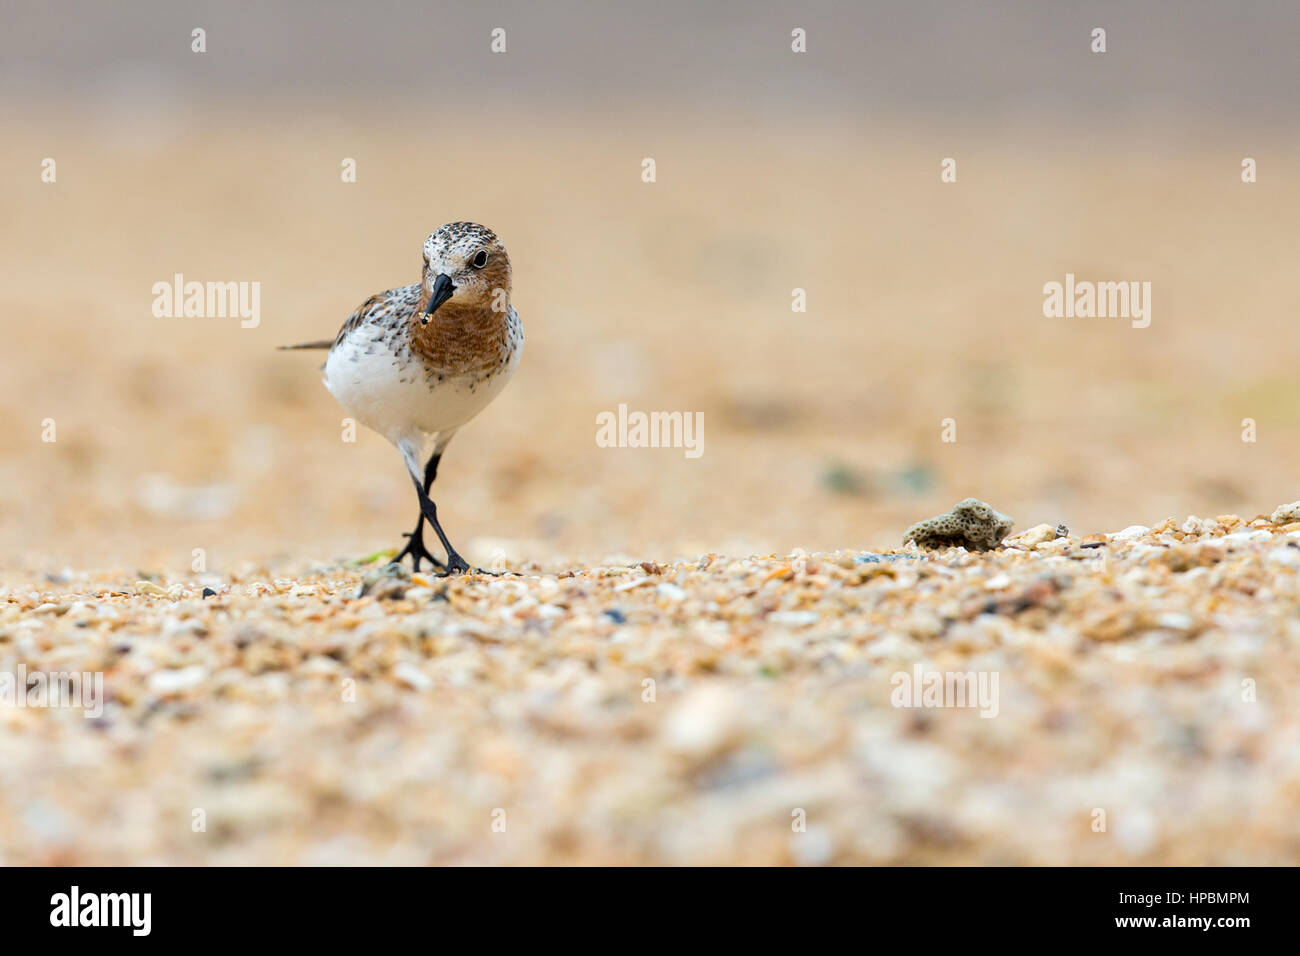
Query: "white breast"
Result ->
[[323, 322, 520, 449]]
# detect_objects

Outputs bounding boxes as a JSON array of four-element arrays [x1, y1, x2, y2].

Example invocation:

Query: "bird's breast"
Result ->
[[410, 304, 517, 377], [323, 318, 520, 442]]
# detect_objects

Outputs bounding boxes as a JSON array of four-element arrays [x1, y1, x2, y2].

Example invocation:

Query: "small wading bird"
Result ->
[[280, 222, 523, 574]]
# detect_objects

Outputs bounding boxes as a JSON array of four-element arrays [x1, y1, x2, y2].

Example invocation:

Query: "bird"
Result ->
[[280, 222, 523, 574]]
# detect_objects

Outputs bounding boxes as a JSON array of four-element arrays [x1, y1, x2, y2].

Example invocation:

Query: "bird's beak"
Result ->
[[422, 274, 455, 325]]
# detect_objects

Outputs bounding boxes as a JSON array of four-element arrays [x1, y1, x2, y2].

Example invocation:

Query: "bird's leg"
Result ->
[[409, 476, 473, 576], [394, 452, 444, 571]]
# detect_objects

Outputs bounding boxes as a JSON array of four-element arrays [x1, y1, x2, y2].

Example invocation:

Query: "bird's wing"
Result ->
[[276, 284, 420, 352]]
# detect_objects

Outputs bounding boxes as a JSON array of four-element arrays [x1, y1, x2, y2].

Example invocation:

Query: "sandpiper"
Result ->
[[281, 222, 523, 574]]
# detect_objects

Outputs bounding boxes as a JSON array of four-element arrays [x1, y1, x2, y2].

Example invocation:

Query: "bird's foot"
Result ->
[[394, 531, 445, 573], [436, 552, 478, 577]]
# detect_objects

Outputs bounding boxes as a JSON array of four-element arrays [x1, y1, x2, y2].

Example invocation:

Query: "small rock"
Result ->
[[902, 498, 1014, 552], [768, 610, 820, 626], [148, 666, 207, 695], [134, 580, 167, 596], [790, 826, 834, 865], [162, 618, 208, 639], [392, 662, 432, 691], [1271, 500, 1300, 524], [1114, 807, 1158, 856], [1267, 547, 1300, 567], [1010, 524, 1056, 548], [356, 563, 412, 600], [663, 686, 745, 760], [656, 582, 687, 602], [1110, 526, 1150, 541], [1155, 612, 1195, 631], [1224, 530, 1271, 546]]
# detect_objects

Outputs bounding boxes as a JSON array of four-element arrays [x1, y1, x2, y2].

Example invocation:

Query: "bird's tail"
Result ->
[[277, 340, 334, 350]]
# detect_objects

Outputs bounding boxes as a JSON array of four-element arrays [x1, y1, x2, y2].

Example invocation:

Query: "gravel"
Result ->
[[3, 508, 1300, 864]]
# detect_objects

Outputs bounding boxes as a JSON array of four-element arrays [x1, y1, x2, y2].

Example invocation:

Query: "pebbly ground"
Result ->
[[3, 507, 1300, 865]]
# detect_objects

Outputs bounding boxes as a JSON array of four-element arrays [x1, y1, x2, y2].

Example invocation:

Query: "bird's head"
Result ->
[[420, 222, 511, 324]]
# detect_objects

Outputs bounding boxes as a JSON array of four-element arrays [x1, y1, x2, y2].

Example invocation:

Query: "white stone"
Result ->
[[392, 662, 432, 691], [148, 665, 207, 695], [657, 582, 687, 602], [1270, 500, 1300, 524], [1224, 530, 1272, 545]]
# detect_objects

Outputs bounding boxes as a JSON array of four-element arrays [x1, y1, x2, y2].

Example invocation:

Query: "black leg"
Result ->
[[422, 451, 442, 491], [393, 452, 445, 571], [410, 476, 472, 575]]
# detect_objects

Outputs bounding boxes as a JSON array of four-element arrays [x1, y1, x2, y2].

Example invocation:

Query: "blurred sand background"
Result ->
[[3, 0, 1300, 572]]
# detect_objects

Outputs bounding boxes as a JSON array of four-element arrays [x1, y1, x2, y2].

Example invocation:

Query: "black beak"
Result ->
[[422, 274, 455, 324]]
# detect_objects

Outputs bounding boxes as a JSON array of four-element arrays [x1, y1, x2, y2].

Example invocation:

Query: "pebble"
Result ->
[[768, 610, 821, 626], [1224, 530, 1273, 545], [656, 582, 687, 602], [147, 665, 208, 695], [1271, 501, 1300, 524], [790, 825, 835, 866], [663, 686, 746, 760], [1267, 547, 1300, 567], [392, 662, 433, 691], [1011, 524, 1056, 548]]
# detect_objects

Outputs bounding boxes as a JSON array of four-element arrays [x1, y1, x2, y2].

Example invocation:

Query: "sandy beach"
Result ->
[[3, 505, 1300, 864]]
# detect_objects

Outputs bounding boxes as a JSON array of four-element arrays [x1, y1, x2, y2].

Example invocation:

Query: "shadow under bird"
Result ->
[[280, 222, 524, 574]]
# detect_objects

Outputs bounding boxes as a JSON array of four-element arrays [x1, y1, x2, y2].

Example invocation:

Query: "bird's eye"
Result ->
[[471, 250, 489, 269]]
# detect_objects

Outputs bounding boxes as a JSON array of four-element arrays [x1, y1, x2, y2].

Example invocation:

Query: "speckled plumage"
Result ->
[[284, 222, 523, 573]]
